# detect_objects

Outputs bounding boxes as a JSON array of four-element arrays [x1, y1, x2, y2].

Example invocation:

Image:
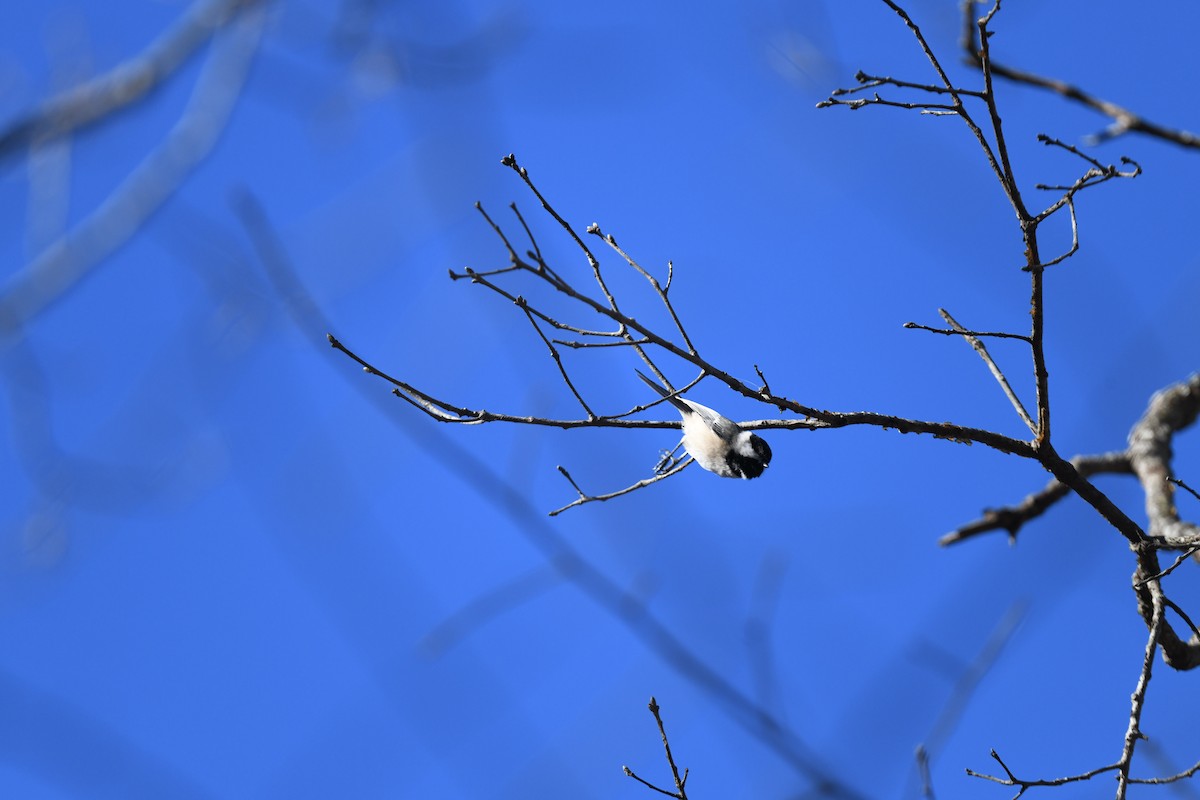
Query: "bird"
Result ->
[[636, 369, 772, 479]]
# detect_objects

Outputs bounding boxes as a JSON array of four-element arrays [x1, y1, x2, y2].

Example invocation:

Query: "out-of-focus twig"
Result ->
[[960, 0, 1200, 149], [0, 0, 267, 335], [0, 0, 265, 161]]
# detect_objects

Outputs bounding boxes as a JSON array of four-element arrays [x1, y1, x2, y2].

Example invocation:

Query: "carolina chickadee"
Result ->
[[636, 369, 772, 479]]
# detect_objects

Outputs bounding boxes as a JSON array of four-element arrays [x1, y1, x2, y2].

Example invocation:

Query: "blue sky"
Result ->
[[3, 1, 1200, 798]]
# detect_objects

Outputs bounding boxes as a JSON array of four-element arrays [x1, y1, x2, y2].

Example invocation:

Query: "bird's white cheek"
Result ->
[[733, 432, 759, 458]]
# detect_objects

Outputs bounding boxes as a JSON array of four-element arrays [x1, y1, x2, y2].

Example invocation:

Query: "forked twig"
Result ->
[[936, 308, 1035, 433], [551, 460, 693, 517], [623, 697, 690, 800]]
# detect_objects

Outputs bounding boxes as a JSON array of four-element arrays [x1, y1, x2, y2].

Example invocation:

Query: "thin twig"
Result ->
[[1134, 546, 1200, 587], [623, 766, 681, 799], [903, 322, 1030, 344], [623, 697, 690, 799], [753, 364, 772, 396], [1170, 476, 1200, 503], [831, 70, 987, 99], [328, 333, 671, 428], [590, 224, 697, 354], [1115, 585, 1165, 799], [551, 337, 652, 349], [649, 697, 689, 799], [1128, 758, 1200, 786], [938, 308, 1035, 433], [473, 201, 519, 263], [451, 266, 619, 337], [966, 747, 1118, 793], [1025, 195, 1078, 271], [1163, 597, 1200, 643], [500, 154, 620, 311], [550, 460, 693, 517], [517, 302, 596, 419]]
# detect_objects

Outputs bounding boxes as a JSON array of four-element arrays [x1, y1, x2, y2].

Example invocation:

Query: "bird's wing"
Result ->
[[680, 400, 740, 441]]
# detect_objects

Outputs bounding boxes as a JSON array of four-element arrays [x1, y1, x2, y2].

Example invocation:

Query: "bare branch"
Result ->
[[327, 333, 681, 429], [941, 452, 1132, 545], [1128, 374, 1200, 546]]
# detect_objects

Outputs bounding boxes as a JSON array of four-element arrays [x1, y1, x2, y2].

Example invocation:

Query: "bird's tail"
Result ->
[[635, 369, 690, 413], [635, 369, 670, 397]]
